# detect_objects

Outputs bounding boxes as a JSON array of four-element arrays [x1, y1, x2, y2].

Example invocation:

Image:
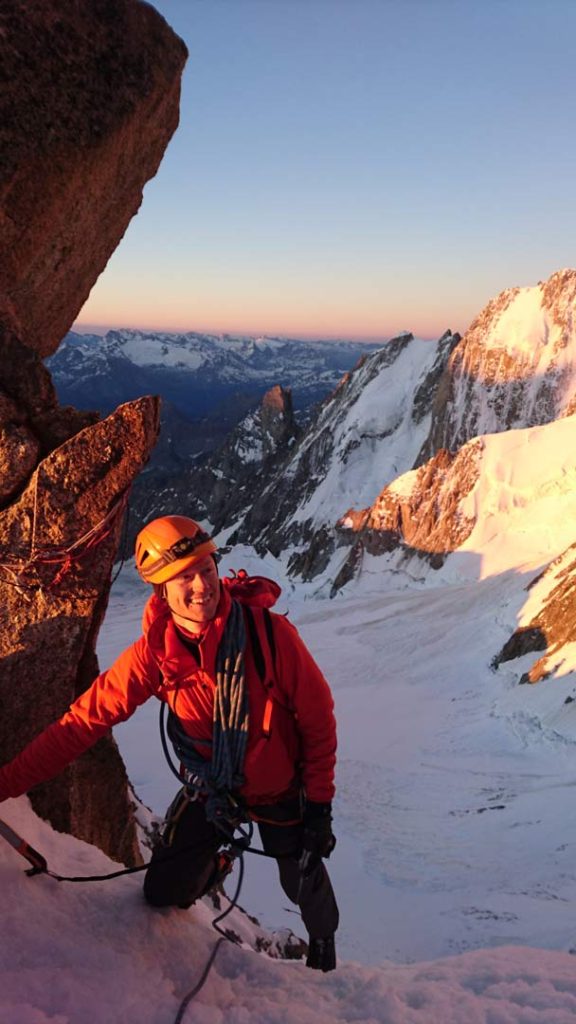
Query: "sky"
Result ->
[[75, 0, 576, 342]]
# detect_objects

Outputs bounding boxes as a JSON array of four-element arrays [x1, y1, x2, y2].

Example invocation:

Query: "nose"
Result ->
[[191, 574, 210, 594]]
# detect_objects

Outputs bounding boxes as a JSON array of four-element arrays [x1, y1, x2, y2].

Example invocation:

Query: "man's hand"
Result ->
[[299, 801, 336, 876]]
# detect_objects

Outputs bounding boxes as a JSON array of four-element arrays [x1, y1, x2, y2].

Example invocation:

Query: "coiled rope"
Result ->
[[166, 599, 250, 824]]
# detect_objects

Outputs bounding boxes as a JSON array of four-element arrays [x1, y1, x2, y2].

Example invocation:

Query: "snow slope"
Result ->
[[4, 793, 576, 1023], [290, 336, 445, 527]]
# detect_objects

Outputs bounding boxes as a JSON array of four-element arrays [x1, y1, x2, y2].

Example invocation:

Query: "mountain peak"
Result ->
[[417, 268, 576, 465]]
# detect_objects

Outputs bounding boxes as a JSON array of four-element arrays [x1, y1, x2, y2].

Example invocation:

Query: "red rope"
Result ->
[[0, 489, 130, 590]]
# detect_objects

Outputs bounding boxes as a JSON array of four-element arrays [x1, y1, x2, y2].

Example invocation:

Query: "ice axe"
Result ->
[[0, 816, 48, 875]]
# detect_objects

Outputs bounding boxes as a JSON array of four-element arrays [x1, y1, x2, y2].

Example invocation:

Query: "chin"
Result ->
[[186, 604, 216, 621]]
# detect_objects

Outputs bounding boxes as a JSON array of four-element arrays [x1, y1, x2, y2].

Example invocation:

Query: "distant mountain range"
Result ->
[[47, 329, 382, 466]]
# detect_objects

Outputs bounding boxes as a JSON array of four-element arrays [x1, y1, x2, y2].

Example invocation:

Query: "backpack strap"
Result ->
[[243, 604, 285, 738], [243, 603, 266, 682], [263, 607, 276, 669], [243, 604, 277, 679]]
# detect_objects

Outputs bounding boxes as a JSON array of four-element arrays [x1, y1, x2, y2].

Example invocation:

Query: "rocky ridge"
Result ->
[[127, 384, 300, 546], [332, 441, 482, 591], [493, 544, 576, 685]]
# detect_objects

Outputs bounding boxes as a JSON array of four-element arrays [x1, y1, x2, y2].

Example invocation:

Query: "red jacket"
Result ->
[[0, 577, 337, 806]]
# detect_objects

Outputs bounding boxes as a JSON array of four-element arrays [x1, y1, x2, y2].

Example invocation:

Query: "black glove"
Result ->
[[299, 801, 336, 876]]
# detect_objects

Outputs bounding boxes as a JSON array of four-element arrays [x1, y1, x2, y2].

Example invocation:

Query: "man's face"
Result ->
[[164, 555, 220, 631]]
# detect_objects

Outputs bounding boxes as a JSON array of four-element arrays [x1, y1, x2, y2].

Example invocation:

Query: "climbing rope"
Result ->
[[173, 853, 246, 1024], [0, 488, 130, 592], [165, 599, 250, 823]]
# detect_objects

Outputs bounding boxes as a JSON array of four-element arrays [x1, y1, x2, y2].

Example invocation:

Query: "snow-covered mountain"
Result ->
[[418, 268, 576, 463], [46, 329, 381, 477], [126, 329, 460, 567], [334, 411, 576, 587], [233, 329, 460, 577]]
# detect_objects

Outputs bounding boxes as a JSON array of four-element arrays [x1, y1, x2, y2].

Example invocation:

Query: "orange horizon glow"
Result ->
[[73, 312, 459, 344]]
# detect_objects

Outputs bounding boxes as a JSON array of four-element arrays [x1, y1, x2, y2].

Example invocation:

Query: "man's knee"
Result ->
[[143, 849, 218, 909], [143, 876, 176, 908]]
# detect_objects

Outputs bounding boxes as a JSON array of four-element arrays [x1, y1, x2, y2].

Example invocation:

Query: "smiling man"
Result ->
[[0, 515, 339, 972]]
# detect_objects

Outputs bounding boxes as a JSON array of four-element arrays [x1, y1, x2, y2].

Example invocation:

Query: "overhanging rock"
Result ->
[[0, 0, 187, 357]]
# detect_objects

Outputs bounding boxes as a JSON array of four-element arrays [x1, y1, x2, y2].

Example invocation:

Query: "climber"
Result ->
[[0, 515, 339, 972]]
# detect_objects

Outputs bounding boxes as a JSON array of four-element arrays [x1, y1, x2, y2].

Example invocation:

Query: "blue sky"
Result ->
[[76, 0, 576, 340]]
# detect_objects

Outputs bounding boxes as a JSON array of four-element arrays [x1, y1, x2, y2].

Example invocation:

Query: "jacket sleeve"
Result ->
[[0, 637, 158, 802], [272, 614, 337, 803]]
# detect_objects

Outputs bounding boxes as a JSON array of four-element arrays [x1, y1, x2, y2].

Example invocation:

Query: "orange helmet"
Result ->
[[135, 515, 217, 584]]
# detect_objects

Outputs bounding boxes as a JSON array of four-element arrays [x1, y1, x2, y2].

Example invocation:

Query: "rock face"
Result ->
[[261, 385, 298, 458], [493, 545, 576, 685], [332, 442, 482, 591], [0, 398, 160, 863], [0, 0, 184, 864], [0, 0, 187, 358], [417, 269, 576, 464]]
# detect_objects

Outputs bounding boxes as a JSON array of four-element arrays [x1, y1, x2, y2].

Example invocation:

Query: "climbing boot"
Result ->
[[212, 849, 235, 887], [306, 935, 336, 972], [203, 849, 235, 897]]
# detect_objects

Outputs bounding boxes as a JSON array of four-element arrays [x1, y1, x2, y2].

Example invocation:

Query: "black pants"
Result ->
[[143, 794, 339, 939]]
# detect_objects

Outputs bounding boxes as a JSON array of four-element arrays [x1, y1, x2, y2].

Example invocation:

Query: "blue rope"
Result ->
[[167, 601, 250, 824]]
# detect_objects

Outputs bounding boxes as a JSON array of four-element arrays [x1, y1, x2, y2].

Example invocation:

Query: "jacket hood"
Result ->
[[221, 570, 281, 608]]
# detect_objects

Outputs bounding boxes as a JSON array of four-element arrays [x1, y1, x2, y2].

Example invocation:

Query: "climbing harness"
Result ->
[[0, 812, 280, 883]]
